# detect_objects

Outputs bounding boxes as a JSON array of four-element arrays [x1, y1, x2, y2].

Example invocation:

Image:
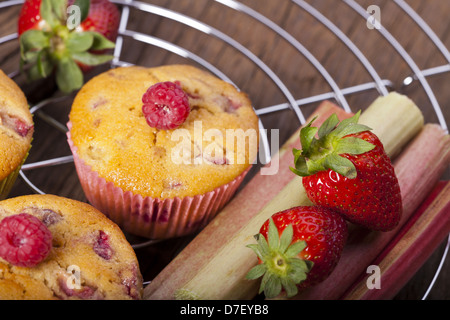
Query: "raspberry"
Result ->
[[142, 81, 190, 130], [0, 213, 53, 267]]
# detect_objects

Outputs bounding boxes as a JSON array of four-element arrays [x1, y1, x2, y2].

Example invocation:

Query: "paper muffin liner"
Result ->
[[0, 150, 29, 201], [67, 128, 250, 239]]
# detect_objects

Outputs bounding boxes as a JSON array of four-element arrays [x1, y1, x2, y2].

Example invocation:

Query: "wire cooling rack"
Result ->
[[0, 0, 448, 300]]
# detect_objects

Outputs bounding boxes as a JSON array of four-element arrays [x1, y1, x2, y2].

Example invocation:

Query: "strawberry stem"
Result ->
[[19, 0, 115, 93], [246, 219, 312, 298], [290, 111, 375, 179]]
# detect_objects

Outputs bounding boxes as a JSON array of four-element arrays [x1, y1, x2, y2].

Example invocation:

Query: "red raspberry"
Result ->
[[0, 213, 53, 267], [142, 81, 190, 130]]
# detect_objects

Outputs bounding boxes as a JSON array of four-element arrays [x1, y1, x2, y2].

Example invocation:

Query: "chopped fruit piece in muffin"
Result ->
[[93, 230, 114, 260], [0, 113, 33, 138]]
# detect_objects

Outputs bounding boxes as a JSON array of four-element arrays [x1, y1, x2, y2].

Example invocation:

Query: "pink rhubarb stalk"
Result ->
[[342, 180, 450, 300]]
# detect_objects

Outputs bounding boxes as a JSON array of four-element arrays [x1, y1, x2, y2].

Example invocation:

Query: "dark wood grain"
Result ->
[[0, 0, 448, 300]]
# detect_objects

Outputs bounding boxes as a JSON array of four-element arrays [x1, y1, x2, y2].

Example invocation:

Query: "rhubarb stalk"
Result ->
[[342, 181, 450, 300]]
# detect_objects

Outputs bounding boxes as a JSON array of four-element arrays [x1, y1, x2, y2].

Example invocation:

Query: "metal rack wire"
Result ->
[[0, 0, 448, 299]]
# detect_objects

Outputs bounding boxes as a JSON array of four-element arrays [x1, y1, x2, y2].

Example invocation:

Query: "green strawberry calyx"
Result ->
[[246, 218, 313, 299], [19, 0, 116, 93], [290, 111, 375, 179]]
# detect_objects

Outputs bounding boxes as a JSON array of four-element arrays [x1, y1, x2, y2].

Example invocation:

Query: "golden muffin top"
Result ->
[[69, 65, 259, 198], [0, 69, 33, 181]]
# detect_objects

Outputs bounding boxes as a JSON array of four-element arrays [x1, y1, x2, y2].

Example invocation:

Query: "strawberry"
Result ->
[[18, 0, 120, 93], [246, 206, 347, 298], [290, 111, 402, 231], [69, 0, 120, 45]]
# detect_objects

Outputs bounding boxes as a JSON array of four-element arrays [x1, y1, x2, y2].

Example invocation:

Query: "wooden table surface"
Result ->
[[0, 0, 449, 300]]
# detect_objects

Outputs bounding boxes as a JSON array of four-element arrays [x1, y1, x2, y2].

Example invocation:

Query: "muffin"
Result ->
[[67, 64, 259, 239], [0, 69, 33, 200], [0, 194, 143, 300]]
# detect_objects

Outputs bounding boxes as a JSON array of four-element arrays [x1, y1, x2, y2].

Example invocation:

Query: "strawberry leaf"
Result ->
[[288, 259, 310, 283], [318, 113, 339, 139], [259, 272, 270, 295], [289, 166, 307, 177], [299, 116, 318, 151], [267, 218, 279, 250], [300, 125, 318, 154], [20, 30, 50, 56], [245, 264, 267, 280], [72, 0, 90, 23], [246, 244, 264, 261], [279, 224, 293, 253], [49, 0, 67, 21], [36, 50, 54, 78], [27, 63, 46, 81], [323, 153, 357, 179], [263, 273, 282, 298], [55, 57, 83, 93], [332, 110, 372, 139], [290, 151, 308, 177], [334, 136, 376, 155], [66, 32, 94, 52], [89, 32, 116, 50], [40, 0, 61, 28], [71, 52, 114, 66], [285, 240, 307, 258], [255, 233, 270, 257], [280, 277, 298, 298], [337, 110, 361, 127], [333, 123, 373, 139]]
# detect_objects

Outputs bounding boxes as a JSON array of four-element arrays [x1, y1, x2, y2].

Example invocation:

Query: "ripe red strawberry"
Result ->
[[290, 111, 402, 231], [18, 0, 120, 93], [246, 206, 347, 298], [70, 0, 120, 44]]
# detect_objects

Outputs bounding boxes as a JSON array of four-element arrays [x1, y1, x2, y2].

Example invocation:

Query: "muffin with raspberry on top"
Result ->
[[67, 65, 259, 239], [0, 194, 143, 300]]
